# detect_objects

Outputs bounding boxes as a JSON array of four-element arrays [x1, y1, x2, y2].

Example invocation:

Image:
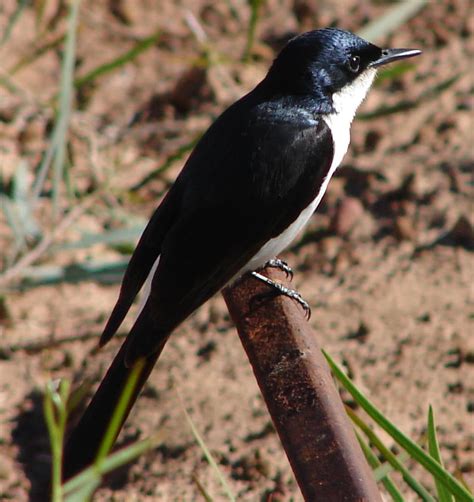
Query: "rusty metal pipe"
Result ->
[[222, 267, 381, 502]]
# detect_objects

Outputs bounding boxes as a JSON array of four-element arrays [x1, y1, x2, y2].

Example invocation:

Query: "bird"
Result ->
[[63, 28, 420, 478]]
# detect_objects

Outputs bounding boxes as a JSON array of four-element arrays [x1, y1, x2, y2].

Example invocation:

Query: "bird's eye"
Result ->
[[348, 55, 360, 73]]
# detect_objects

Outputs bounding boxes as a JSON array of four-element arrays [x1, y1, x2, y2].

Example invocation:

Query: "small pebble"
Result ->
[[394, 216, 416, 241], [330, 197, 364, 236]]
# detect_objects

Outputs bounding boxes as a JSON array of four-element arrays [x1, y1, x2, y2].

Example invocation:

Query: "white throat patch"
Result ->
[[323, 68, 377, 170]]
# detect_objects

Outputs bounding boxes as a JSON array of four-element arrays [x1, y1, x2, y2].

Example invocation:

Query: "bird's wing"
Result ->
[[119, 106, 334, 364], [99, 187, 181, 345]]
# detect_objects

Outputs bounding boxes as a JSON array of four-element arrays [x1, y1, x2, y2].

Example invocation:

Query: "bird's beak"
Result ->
[[369, 48, 422, 68]]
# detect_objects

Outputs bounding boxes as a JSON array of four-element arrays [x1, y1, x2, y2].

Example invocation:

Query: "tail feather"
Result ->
[[62, 338, 166, 480]]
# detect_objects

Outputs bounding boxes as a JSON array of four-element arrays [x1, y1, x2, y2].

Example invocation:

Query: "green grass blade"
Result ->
[[33, 0, 49, 32], [1, 195, 27, 252], [65, 479, 100, 502], [349, 408, 434, 501], [44, 380, 71, 502], [16, 259, 128, 289], [32, 133, 55, 203], [424, 73, 461, 99], [0, 0, 29, 46], [31, 1, 80, 213], [244, 0, 263, 61], [43, 387, 62, 502], [12, 160, 41, 238], [372, 453, 410, 484], [0, 72, 23, 95], [193, 474, 215, 502], [9, 33, 66, 75], [358, 100, 416, 120], [357, 0, 427, 42], [359, 74, 460, 120], [1, 160, 41, 255], [324, 351, 473, 501], [94, 359, 145, 464], [63, 432, 163, 498], [130, 136, 200, 192], [53, 225, 145, 252], [63, 360, 163, 500], [52, 0, 80, 218], [376, 62, 417, 85], [356, 431, 404, 501], [96, 431, 163, 473], [428, 406, 454, 502], [74, 30, 161, 90], [223, 0, 240, 21], [182, 406, 236, 501]]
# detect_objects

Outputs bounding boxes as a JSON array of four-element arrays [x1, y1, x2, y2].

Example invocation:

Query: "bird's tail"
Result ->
[[62, 338, 166, 480]]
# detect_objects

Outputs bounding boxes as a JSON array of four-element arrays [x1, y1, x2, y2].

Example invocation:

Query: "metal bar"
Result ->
[[222, 267, 381, 502]]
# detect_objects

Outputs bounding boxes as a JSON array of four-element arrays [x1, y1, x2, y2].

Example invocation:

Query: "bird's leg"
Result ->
[[264, 258, 293, 280], [250, 271, 311, 319]]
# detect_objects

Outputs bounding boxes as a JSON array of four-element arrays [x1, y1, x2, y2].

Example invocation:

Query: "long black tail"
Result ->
[[62, 338, 166, 480]]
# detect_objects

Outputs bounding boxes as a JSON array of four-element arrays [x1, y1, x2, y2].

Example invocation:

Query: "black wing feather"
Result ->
[[64, 90, 335, 476], [99, 187, 181, 346], [122, 99, 334, 363]]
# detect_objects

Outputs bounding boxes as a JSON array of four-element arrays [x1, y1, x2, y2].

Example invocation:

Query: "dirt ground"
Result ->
[[0, 0, 472, 500]]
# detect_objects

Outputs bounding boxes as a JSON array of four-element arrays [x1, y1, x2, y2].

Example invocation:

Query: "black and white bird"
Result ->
[[63, 28, 420, 477]]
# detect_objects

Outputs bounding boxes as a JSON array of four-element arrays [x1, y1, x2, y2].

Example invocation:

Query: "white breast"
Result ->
[[230, 154, 337, 283], [235, 199, 320, 279]]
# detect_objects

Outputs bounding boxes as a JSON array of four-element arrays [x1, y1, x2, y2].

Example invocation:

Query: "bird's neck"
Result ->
[[323, 69, 377, 170]]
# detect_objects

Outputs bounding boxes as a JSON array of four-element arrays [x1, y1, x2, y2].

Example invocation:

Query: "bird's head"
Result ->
[[265, 28, 421, 114]]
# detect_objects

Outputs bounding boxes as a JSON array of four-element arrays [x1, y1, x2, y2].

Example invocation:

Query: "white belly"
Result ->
[[231, 124, 350, 282], [233, 193, 322, 281]]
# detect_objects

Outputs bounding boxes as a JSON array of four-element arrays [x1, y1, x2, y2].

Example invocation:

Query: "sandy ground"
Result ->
[[0, 0, 472, 500]]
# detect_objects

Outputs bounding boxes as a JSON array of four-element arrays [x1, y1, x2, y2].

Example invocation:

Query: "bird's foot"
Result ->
[[250, 271, 311, 319], [264, 258, 293, 280]]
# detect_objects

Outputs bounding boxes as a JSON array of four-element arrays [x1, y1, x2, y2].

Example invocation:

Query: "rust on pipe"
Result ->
[[222, 266, 381, 502]]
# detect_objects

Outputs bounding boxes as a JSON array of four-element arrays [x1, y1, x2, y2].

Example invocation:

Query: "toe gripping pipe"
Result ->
[[222, 266, 381, 502]]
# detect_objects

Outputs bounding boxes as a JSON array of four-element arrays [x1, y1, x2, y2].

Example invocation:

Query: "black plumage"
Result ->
[[63, 28, 420, 479]]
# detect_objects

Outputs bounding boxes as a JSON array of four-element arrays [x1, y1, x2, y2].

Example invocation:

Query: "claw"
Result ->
[[250, 271, 311, 319], [264, 258, 294, 280], [283, 288, 311, 319]]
